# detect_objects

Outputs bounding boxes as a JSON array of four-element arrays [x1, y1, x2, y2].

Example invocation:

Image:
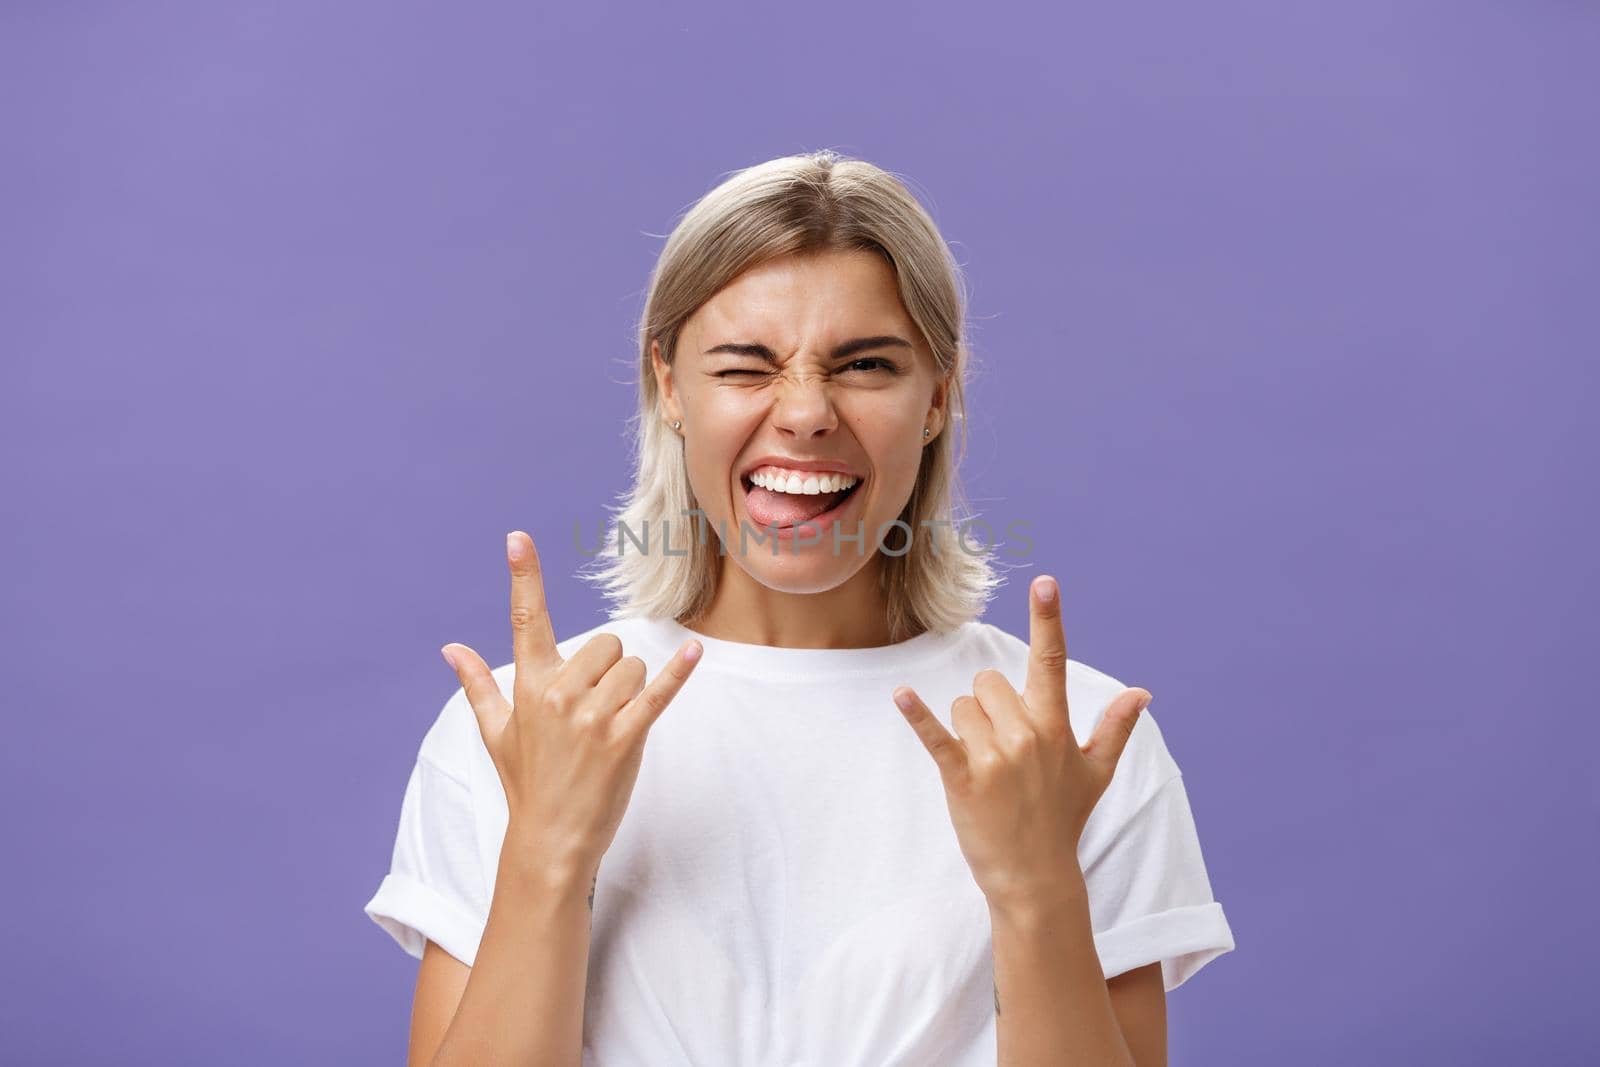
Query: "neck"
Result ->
[[685, 555, 904, 649]]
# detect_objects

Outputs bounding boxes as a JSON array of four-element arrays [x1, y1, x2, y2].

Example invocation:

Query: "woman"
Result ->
[[364, 150, 1235, 1065]]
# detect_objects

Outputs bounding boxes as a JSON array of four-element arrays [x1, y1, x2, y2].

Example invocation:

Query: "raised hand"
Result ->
[[890, 575, 1151, 910], [440, 530, 703, 885]]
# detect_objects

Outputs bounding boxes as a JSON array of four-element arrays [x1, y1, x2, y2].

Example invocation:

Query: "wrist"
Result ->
[[985, 869, 1090, 928], [499, 823, 597, 898]]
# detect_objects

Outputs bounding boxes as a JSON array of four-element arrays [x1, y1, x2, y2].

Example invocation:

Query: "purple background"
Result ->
[[3, 2, 1594, 1064]]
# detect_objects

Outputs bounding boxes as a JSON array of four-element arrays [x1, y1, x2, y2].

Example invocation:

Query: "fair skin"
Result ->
[[404, 248, 1168, 1065], [651, 247, 946, 648], [893, 577, 1163, 1065], [419, 532, 705, 1066]]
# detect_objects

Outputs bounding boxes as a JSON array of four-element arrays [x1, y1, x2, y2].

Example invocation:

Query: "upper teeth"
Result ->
[[748, 467, 859, 495]]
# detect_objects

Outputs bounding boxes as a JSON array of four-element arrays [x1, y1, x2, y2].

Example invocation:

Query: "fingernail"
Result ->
[[1036, 577, 1057, 603], [440, 645, 458, 670], [894, 689, 916, 711], [506, 532, 525, 560], [681, 640, 702, 664]]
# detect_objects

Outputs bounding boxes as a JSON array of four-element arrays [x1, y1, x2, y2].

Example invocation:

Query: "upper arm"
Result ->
[[1077, 702, 1235, 993], [408, 939, 471, 1067], [1108, 962, 1167, 1067]]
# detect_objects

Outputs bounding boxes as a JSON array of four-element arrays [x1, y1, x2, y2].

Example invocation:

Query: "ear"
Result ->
[[926, 370, 951, 441], [651, 339, 684, 426]]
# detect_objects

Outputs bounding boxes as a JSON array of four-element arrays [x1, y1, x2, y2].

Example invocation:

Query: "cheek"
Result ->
[[680, 431, 749, 510], [854, 414, 931, 508], [686, 381, 769, 411], [681, 391, 760, 461], [685, 390, 769, 443], [850, 386, 925, 429], [853, 398, 924, 454]]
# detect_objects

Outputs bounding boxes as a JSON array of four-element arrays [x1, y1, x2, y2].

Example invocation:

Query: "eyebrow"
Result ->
[[702, 335, 915, 363]]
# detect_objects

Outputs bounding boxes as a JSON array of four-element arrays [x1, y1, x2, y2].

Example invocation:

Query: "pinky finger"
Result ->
[[1082, 687, 1152, 780], [892, 687, 966, 781], [618, 638, 703, 735]]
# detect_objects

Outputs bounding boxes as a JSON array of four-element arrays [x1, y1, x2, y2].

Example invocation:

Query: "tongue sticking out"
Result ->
[[744, 483, 852, 529]]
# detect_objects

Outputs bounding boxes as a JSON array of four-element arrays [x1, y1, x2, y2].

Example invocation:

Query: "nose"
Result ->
[[770, 371, 838, 441]]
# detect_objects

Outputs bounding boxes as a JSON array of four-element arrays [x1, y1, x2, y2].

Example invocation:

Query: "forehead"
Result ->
[[687, 249, 915, 346]]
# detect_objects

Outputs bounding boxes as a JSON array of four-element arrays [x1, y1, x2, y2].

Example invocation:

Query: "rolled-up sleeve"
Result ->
[[363, 754, 489, 968], [1077, 704, 1235, 992], [1085, 772, 1234, 990]]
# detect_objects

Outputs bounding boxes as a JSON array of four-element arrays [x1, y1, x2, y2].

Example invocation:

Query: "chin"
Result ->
[[730, 546, 873, 596]]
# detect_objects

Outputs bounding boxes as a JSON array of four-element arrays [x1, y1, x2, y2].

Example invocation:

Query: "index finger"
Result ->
[[1024, 574, 1069, 715], [507, 531, 561, 674]]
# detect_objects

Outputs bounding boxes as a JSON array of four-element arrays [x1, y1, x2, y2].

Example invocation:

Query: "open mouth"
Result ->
[[739, 471, 863, 533]]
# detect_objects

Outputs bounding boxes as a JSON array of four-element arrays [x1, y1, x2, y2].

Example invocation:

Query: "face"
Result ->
[[651, 248, 949, 595]]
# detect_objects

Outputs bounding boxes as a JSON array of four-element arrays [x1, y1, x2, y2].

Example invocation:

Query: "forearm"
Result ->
[[430, 826, 594, 1067], [990, 873, 1134, 1067]]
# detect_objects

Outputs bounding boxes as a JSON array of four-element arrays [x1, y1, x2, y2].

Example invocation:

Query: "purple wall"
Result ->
[[3, 2, 1594, 1063]]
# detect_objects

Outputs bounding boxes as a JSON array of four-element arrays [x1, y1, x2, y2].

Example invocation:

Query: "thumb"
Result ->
[[441, 642, 512, 751], [892, 687, 965, 783]]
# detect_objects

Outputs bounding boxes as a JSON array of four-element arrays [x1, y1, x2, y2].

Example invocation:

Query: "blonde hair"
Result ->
[[579, 149, 1003, 641]]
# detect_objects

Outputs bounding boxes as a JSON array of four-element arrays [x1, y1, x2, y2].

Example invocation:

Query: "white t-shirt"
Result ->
[[364, 614, 1235, 1066]]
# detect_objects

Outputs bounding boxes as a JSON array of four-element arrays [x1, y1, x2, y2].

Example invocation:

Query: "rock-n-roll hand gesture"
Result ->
[[438, 531, 704, 884], [891, 575, 1152, 911]]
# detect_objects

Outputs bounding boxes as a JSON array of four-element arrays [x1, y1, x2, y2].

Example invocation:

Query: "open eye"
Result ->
[[843, 358, 893, 373]]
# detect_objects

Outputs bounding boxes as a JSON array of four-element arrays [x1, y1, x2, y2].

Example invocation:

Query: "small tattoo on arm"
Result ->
[[993, 977, 1001, 1017]]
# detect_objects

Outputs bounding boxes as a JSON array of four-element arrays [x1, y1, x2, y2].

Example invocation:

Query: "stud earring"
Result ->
[[673, 419, 682, 431], [923, 427, 931, 438]]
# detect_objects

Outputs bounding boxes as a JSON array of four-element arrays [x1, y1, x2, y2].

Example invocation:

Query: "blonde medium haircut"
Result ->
[[580, 149, 1003, 642]]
